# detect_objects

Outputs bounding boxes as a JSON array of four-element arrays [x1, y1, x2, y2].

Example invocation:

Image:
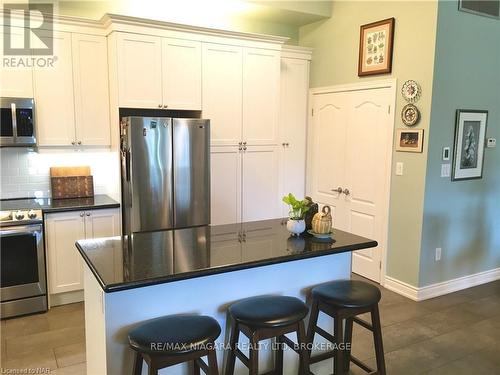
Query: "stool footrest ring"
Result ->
[[353, 317, 373, 332], [350, 354, 375, 373]]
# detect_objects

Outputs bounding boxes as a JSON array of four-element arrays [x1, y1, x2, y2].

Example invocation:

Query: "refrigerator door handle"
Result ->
[[125, 148, 131, 182]]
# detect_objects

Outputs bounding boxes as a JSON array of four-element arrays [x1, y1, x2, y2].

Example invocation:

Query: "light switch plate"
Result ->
[[396, 162, 404, 176], [442, 147, 450, 161], [441, 164, 450, 178]]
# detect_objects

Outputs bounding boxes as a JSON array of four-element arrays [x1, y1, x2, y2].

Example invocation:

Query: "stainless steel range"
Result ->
[[0, 200, 47, 319]]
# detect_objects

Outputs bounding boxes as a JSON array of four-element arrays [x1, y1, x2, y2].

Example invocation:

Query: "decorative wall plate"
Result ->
[[402, 80, 421, 103], [401, 104, 420, 126]]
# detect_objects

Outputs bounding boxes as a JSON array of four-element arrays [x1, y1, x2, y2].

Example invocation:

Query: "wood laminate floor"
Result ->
[[1, 276, 500, 374]]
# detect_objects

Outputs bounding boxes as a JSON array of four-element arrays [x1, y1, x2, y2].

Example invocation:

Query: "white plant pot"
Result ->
[[286, 219, 305, 236]]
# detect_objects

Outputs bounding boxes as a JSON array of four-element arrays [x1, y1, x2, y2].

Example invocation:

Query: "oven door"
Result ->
[[0, 224, 46, 301]]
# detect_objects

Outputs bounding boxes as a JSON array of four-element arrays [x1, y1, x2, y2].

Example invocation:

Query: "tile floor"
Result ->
[[1, 277, 500, 374]]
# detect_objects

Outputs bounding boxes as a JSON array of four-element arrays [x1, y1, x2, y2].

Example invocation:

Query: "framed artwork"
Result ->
[[452, 110, 488, 181], [358, 17, 395, 76], [395, 129, 424, 153], [459, 0, 499, 19]]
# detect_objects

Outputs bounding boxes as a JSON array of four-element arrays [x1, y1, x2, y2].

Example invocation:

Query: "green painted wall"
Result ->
[[299, 1, 438, 286], [419, 1, 500, 286]]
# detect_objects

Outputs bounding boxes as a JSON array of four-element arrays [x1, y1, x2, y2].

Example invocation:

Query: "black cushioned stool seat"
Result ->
[[225, 295, 310, 375], [128, 315, 221, 375], [307, 280, 386, 375]]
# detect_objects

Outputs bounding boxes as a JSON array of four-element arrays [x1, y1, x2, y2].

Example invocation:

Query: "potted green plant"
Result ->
[[282, 193, 310, 236]]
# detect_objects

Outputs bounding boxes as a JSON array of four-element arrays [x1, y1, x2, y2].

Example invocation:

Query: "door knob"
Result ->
[[332, 187, 343, 194], [343, 188, 350, 196]]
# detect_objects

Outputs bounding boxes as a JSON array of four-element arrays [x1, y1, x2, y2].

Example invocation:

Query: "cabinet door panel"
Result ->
[[72, 34, 110, 146], [242, 146, 280, 222], [162, 38, 201, 110], [280, 58, 309, 215], [0, 27, 33, 97], [34, 31, 75, 146], [85, 208, 121, 238], [45, 211, 85, 294], [116, 33, 162, 108], [202, 44, 242, 146], [210, 146, 241, 225], [242, 48, 280, 146]]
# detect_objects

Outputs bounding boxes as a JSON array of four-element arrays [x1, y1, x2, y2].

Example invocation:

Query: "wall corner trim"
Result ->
[[384, 268, 500, 301]]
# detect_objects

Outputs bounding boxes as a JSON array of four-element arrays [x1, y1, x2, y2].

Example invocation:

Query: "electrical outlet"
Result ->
[[435, 247, 442, 261]]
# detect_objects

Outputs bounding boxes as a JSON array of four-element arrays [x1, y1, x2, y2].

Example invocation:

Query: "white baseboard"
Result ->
[[49, 290, 84, 307], [384, 267, 500, 301]]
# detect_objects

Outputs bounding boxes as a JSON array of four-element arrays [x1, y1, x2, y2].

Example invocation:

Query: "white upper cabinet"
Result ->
[[72, 34, 110, 146], [202, 43, 243, 146], [116, 33, 163, 108], [242, 48, 280, 146], [279, 57, 309, 214], [0, 27, 33, 97], [162, 38, 201, 110], [34, 30, 76, 146]]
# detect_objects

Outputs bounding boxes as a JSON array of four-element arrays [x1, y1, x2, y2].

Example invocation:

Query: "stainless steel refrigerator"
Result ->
[[120, 116, 210, 234]]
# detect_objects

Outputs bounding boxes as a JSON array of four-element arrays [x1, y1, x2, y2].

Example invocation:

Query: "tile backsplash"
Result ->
[[0, 148, 120, 199]]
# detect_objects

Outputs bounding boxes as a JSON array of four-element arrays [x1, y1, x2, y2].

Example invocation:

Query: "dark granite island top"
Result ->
[[0, 194, 120, 213], [76, 218, 377, 293]]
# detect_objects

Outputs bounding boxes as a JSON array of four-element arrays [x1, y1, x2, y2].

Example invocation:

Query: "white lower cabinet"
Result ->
[[45, 208, 120, 295]]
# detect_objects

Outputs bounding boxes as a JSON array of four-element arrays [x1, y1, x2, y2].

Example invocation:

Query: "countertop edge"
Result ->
[[76, 239, 378, 293], [42, 202, 120, 214]]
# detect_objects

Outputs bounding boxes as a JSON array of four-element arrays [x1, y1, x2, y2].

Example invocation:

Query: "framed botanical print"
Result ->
[[395, 129, 424, 153], [452, 110, 488, 181], [358, 17, 395, 76]]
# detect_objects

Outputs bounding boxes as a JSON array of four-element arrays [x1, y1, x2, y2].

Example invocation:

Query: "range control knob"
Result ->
[[28, 210, 37, 219], [14, 210, 25, 220]]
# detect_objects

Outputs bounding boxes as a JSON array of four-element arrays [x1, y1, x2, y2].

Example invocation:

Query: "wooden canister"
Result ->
[[312, 206, 332, 234]]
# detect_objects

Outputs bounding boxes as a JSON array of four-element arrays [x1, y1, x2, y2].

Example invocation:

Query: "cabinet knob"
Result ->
[[242, 141, 247, 146], [332, 187, 343, 194], [86, 212, 91, 216], [158, 104, 162, 108], [343, 188, 350, 196], [285, 143, 290, 147], [243, 146, 247, 151], [77, 141, 82, 145], [282, 142, 286, 147], [163, 104, 168, 109], [79, 212, 84, 217], [71, 141, 76, 145]]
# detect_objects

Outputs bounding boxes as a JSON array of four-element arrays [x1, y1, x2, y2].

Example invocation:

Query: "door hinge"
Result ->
[[379, 261, 382, 269], [311, 108, 314, 116], [388, 105, 391, 114]]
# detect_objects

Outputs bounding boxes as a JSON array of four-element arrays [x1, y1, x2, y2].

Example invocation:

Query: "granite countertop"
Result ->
[[76, 219, 378, 293], [0, 195, 120, 213]]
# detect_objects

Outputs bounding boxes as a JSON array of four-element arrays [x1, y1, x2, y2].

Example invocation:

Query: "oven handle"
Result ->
[[0, 224, 42, 236]]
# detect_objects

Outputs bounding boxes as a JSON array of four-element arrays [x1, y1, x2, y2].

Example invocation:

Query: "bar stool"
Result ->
[[128, 314, 221, 375], [225, 295, 310, 375], [307, 280, 386, 375]]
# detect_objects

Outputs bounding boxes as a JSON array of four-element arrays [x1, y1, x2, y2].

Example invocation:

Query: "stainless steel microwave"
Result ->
[[0, 97, 36, 147]]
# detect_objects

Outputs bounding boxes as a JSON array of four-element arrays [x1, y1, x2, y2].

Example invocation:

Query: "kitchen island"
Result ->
[[76, 219, 377, 375]]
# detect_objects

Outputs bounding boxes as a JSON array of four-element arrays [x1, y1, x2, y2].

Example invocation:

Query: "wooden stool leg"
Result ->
[[193, 359, 201, 375], [371, 305, 386, 375], [207, 348, 219, 375], [306, 299, 320, 358], [274, 335, 284, 374], [133, 351, 143, 375], [297, 320, 310, 375], [249, 333, 259, 375], [344, 317, 353, 372], [333, 315, 344, 375], [148, 360, 158, 375], [224, 319, 240, 375]]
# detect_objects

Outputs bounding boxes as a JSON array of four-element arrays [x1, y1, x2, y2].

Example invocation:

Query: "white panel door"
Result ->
[[162, 38, 201, 110], [280, 57, 309, 215], [310, 92, 349, 228], [116, 33, 162, 108], [210, 146, 241, 225], [72, 33, 110, 146], [45, 211, 86, 294], [34, 30, 76, 146], [0, 27, 33, 97], [242, 146, 280, 222], [346, 88, 393, 282], [242, 48, 280, 145], [84, 208, 121, 238], [202, 43, 242, 146]]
